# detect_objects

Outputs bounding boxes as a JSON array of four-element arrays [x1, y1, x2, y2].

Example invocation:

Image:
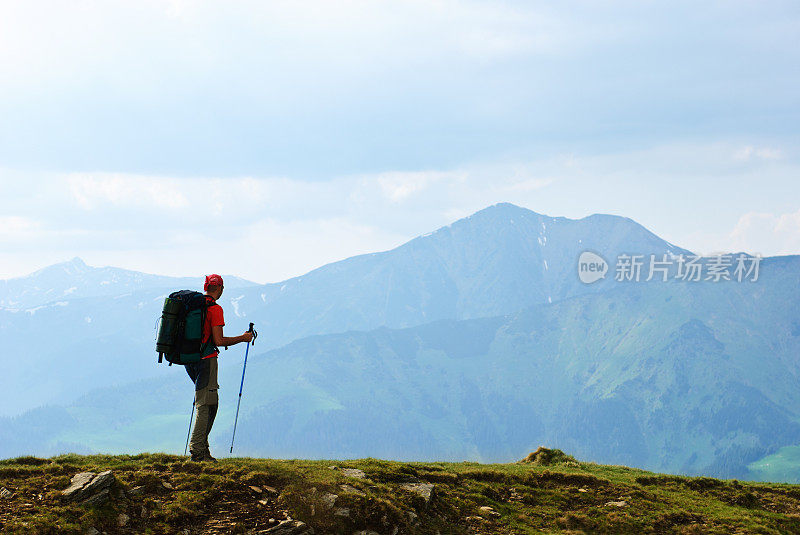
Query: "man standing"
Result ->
[[185, 274, 253, 462]]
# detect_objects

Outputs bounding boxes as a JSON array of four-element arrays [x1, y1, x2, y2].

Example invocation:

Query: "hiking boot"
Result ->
[[189, 449, 218, 462]]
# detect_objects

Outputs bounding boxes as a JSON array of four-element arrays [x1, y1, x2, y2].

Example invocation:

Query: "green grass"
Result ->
[[749, 446, 800, 484], [2, 450, 800, 534]]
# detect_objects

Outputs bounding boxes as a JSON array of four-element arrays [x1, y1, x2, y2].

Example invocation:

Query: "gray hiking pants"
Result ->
[[185, 357, 219, 456]]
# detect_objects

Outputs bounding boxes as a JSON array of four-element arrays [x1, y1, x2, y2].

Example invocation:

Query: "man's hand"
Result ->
[[213, 325, 253, 347]]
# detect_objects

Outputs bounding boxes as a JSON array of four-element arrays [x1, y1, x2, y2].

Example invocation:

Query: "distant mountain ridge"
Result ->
[[214, 202, 693, 349], [0, 257, 257, 310], [0, 203, 695, 414]]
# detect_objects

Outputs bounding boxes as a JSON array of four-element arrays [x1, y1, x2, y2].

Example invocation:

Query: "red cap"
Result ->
[[204, 274, 224, 291]]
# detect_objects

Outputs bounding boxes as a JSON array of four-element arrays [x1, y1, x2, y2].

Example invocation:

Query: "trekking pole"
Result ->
[[184, 399, 195, 456], [230, 322, 257, 454]]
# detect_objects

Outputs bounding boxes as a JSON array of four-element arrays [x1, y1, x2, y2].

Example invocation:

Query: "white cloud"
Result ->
[[725, 210, 800, 256], [78, 216, 409, 284], [503, 177, 554, 192], [1, 138, 798, 281], [775, 210, 800, 235], [733, 145, 783, 162], [376, 170, 457, 203], [68, 174, 190, 210], [0, 159, 559, 280], [0, 216, 40, 239]]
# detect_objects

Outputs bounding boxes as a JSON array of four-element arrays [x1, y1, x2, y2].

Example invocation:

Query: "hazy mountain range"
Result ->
[[0, 203, 687, 416], [2, 203, 798, 483], [0, 257, 257, 310]]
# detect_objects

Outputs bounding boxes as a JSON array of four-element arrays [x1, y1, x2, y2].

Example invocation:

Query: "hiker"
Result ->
[[184, 274, 253, 462]]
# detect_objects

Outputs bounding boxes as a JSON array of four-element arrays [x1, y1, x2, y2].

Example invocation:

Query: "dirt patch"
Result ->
[[419, 471, 459, 485], [722, 491, 760, 509], [636, 475, 684, 486], [528, 470, 610, 489], [684, 477, 724, 491], [5, 457, 49, 467], [653, 511, 705, 532], [461, 470, 511, 483]]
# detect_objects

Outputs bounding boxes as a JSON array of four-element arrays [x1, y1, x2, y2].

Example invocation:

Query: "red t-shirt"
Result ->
[[202, 297, 225, 359]]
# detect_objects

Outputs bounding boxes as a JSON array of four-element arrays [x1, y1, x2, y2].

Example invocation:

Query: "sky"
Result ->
[[0, 0, 798, 283]]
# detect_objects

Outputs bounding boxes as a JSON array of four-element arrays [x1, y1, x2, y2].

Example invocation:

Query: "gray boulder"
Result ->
[[339, 484, 365, 496], [341, 468, 366, 479], [61, 470, 122, 506], [400, 483, 434, 504], [321, 492, 338, 509], [62, 472, 95, 498], [479, 505, 500, 518]]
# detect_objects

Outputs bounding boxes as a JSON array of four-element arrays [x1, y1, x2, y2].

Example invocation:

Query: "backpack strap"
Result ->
[[199, 295, 220, 358]]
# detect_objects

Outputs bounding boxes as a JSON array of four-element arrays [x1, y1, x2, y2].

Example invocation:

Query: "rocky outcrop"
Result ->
[[400, 482, 434, 504], [320, 492, 338, 509], [61, 470, 125, 506], [339, 484, 365, 496], [479, 505, 500, 518], [340, 468, 366, 479]]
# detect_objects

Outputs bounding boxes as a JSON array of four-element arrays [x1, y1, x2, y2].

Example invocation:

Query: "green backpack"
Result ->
[[156, 290, 218, 365]]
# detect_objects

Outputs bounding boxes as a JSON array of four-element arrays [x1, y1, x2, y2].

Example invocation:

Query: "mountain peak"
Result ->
[[61, 257, 90, 275], [19, 256, 91, 279], [437, 203, 550, 233], [473, 202, 544, 218]]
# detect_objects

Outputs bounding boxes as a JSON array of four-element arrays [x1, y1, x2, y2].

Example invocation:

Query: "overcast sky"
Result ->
[[1, 0, 798, 282]]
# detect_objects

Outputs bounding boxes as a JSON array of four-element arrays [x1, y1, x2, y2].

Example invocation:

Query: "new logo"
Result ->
[[578, 251, 608, 284]]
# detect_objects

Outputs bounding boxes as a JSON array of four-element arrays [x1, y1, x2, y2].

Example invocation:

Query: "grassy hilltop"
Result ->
[[1, 449, 800, 534]]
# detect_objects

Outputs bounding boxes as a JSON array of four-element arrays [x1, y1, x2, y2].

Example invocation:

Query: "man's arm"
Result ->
[[212, 325, 253, 348]]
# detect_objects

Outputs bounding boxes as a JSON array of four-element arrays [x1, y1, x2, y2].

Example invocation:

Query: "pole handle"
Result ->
[[248, 322, 257, 344]]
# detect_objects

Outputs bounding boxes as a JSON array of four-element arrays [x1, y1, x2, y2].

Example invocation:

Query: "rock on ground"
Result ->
[[479, 505, 500, 518], [340, 484, 365, 496], [321, 492, 338, 509], [341, 468, 367, 479], [401, 483, 435, 503], [62, 472, 95, 498], [61, 470, 122, 506]]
